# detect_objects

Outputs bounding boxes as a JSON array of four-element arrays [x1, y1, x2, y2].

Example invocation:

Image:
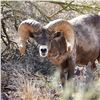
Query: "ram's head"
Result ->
[[18, 19, 75, 64]]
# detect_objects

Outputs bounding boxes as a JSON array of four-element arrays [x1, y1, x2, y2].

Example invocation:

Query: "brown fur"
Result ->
[[45, 14, 100, 86], [18, 14, 100, 86], [45, 19, 75, 51], [48, 32, 68, 64]]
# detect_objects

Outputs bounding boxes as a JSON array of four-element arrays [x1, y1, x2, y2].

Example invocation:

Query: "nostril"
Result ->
[[41, 48, 47, 53]]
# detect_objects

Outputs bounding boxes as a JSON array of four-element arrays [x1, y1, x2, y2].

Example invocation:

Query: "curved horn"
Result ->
[[44, 19, 75, 52], [18, 19, 42, 56]]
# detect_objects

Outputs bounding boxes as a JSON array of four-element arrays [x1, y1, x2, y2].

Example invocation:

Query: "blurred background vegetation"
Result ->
[[1, 0, 100, 100]]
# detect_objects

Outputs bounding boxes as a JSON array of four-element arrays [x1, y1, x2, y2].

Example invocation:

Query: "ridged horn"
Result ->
[[18, 19, 42, 56], [44, 19, 75, 52]]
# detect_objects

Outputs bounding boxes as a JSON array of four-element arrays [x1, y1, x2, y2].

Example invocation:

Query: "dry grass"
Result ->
[[5, 65, 99, 100], [17, 79, 51, 100], [9, 70, 53, 100]]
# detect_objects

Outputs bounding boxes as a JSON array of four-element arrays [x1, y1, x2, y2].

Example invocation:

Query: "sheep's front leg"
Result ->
[[60, 57, 75, 87], [60, 68, 67, 87]]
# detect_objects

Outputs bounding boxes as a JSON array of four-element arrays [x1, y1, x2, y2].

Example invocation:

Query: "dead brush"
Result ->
[[15, 69, 51, 100], [17, 79, 51, 100], [18, 79, 34, 100]]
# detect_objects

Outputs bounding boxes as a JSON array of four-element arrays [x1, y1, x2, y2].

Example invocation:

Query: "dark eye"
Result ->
[[53, 32, 61, 38]]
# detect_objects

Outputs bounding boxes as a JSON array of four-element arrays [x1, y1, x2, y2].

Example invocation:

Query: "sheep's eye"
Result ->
[[53, 32, 61, 38]]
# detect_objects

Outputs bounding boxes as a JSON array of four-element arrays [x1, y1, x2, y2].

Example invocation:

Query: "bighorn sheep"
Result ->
[[18, 14, 100, 86]]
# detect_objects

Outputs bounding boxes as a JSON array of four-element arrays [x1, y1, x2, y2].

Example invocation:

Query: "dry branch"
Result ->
[[1, 20, 10, 45], [49, 1, 74, 18], [1, 34, 8, 46], [38, 0, 100, 18]]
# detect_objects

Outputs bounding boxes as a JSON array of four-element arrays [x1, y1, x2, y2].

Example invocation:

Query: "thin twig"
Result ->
[[38, 1, 100, 14], [49, 1, 74, 18], [1, 34, 8, 46], [1, 20, 10, 44]]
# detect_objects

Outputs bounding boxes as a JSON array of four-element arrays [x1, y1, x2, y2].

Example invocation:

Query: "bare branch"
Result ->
[[1, 20, 10, 44], [38, 0, 100, 18], [1, 34, 8, 46], [49, 1, 74, 18]]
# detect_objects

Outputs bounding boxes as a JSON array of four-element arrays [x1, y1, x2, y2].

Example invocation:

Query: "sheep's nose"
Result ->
[[39, 45, 48, 57], [41, 48, 47, 53]]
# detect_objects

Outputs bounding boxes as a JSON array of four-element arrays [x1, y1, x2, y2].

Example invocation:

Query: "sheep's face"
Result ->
[[33, 29, 50, 57], [34, 30, 67, 58]]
